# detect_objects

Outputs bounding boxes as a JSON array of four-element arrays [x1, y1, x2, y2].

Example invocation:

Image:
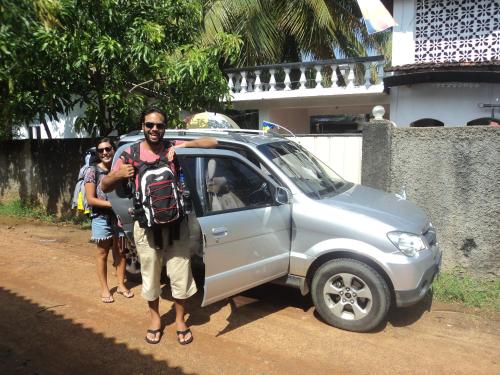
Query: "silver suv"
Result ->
[[109, 128, 441, 332]]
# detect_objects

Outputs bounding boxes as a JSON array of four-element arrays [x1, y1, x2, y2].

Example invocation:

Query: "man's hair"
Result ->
[[139, 106, 167, 126], [95, 137, 116, 150]]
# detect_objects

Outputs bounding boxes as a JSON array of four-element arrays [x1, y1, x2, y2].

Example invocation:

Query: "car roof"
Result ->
[[117, 128, 289, 148]]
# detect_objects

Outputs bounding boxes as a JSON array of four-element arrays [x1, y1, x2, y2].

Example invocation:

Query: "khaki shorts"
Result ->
[[134, 220, 197, 301]]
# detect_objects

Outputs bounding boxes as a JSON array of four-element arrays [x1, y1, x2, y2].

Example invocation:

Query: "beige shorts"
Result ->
[[134, 220, 197, 301]]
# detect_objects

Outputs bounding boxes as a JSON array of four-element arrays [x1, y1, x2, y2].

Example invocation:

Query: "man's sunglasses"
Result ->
[[97, 147, 113, 153], [144, 122, 166, 129]]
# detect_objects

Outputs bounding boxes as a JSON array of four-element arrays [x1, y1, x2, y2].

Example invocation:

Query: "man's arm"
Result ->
[[167, 137, 218, 161], [177, 137, 218, 149], [101, 159, 134, 193]]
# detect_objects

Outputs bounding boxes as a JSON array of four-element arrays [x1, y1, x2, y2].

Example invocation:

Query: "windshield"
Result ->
[[258, 141, 346, 199]]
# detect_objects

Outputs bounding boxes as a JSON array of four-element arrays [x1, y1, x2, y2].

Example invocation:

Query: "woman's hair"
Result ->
[[95, 137, 116, 150]]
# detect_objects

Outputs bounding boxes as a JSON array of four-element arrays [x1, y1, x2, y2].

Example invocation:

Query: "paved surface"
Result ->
[[0, 220, 499, 374]]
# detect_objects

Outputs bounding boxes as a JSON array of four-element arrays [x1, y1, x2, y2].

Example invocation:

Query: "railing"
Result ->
[[225, 56, 385, 96]]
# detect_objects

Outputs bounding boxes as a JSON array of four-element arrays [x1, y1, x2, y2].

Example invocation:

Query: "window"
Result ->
[[410, 118, 444, 127], [199, 157, 273, 215], [467, 117, 500, 126]]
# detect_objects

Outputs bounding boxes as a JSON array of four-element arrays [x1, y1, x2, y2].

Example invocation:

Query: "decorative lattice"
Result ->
[[415, 0, 500, 63]]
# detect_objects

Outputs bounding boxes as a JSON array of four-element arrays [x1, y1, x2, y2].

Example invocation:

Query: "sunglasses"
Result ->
[[144, 122, 166, 129], [97, 147, 113, 153]]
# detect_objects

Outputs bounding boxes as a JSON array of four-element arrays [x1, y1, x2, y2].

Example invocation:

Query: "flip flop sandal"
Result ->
[[101, 295, 114, 303], [145, 329, 162, 345], [176, 329, 193, 345], [117, 289, 134, 298]]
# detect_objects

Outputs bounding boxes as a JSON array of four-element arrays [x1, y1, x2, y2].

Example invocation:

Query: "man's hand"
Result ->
[[167, 146, 176, 162], [117, 162, 134, 178]]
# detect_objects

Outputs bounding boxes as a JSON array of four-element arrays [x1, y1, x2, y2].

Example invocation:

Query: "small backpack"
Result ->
[[71, 148, 100, 215], [122, 142, 183, 228]]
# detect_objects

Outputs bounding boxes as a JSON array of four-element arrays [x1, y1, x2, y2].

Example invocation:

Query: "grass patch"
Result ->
[[0, 200, 56, 222], [0, 199, 90, 227], [433, 269, 500, 311]]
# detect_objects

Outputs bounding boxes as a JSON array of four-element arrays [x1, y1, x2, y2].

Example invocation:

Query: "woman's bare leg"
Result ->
[[96, 238, 113, 302]]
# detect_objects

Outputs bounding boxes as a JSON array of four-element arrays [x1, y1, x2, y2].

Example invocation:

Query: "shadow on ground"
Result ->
[[0, 287, 193, 375], [160, 272, 434, 336]]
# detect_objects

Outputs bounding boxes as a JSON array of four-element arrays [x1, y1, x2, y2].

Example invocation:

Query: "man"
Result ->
[[101, 107, 217, 345]]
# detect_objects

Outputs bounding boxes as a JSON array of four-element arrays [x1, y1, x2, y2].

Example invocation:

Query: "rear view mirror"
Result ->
[[275, 186, 292, 205]]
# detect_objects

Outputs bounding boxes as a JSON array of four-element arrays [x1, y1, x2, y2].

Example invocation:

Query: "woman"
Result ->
[[84, 138, 133, 303]]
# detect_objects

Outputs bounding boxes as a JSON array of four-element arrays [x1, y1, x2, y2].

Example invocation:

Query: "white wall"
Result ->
[[290, 135, 363, 184], [392, 0, 416, 66], [18, 103, 90, 139], [390, 83, 500, 126]]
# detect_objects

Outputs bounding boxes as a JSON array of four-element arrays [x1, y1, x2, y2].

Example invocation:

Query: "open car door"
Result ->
[[175, 148, 292, 306]]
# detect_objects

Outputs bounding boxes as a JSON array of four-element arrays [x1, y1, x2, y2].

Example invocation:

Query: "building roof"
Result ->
[[384, 61, 500, 88], [386, 61, 500, 73]]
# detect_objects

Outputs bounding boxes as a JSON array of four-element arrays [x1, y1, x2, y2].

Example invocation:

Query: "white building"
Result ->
[[386, 0, 500, 127], [227, 0, 499, 130]]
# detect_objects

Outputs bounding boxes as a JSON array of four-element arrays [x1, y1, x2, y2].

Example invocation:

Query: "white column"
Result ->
[[314, 65, 323, 89], [299, 66, 307, 90], [346, 64, 355, 89], [283, 68, 292, 91], [330, 64, 338, 89], [240, 71, 248, 93], [254, 70, 262, 92], [364, 63, 372, 88], [227, 73, 234, 93], [269, 69, 277, 91]]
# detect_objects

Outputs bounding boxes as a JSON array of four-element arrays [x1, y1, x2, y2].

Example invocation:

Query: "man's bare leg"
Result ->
[[145, 298, 162, 343], [175, 299, 192, 344]]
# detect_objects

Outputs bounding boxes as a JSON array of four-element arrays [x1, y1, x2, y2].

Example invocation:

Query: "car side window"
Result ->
[[202, 156, 273, 215]]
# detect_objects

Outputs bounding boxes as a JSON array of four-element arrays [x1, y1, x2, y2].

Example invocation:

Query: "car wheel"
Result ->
[[311, 258, 390, 332]]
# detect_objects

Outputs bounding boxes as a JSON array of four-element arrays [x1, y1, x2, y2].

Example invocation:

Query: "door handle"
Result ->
[[211, 226, 228, 237]]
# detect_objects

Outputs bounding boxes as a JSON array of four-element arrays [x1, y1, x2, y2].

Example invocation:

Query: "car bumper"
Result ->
[[394, 247, 442, 307]]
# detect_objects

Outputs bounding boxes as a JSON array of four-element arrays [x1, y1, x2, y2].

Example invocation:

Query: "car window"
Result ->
[[184, 156, 273, 215], [258, 141, 346, 199]]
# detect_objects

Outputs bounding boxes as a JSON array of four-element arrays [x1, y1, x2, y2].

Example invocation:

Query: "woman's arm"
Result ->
[[85, 181, 112, 208]]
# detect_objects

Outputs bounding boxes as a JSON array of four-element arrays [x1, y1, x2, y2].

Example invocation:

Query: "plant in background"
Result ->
[[0, 0, 241, 139]]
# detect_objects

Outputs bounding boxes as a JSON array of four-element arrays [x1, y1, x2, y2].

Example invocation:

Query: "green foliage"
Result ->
[[433, 270, 500, 311], [0, 0, 241, 138], [0, 199, 91, 227], [202, 0, 390, 66], [0, 200, 56, 222]]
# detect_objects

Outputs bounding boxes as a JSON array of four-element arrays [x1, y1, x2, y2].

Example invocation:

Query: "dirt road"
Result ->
[[0, 219, 499, 375]]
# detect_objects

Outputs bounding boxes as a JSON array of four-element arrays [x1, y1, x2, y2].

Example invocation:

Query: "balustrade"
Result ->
[[225, 56, 385, 97]]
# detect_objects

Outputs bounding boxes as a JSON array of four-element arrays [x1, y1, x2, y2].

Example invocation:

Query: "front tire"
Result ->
[[311, 258, 390, 332]]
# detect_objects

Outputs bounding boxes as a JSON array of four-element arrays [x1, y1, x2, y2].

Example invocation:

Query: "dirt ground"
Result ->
[[0, 219, 499, 375]]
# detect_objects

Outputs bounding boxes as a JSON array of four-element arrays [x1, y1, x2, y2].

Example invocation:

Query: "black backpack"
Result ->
[[122, 142, 183, 228]]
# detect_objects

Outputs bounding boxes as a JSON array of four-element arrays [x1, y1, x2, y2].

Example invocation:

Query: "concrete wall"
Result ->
[[0, 139, 95, 216], [362, 122, 500, 278]]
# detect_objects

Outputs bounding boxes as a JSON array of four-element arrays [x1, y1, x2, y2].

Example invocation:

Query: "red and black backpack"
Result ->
[[122, 141, 183, 228]]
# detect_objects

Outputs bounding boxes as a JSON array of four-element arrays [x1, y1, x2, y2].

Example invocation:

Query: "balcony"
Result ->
[[225, 56, 386, 102]]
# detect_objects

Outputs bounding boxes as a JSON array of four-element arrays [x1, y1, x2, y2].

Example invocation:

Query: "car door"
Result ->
[[175, 148, 292, 306]]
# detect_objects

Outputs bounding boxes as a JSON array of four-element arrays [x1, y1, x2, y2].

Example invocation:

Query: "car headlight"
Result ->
[[387, 231, 428, 257]]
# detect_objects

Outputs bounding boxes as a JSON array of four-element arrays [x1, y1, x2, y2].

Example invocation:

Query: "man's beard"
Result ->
[[144, 129, 164, 146]]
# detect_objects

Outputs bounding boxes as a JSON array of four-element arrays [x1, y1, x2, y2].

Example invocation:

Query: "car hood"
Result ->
[[321, 184, 429, 233]]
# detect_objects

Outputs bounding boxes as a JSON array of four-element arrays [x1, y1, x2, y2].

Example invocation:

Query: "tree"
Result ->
[[202, 0, 390, 67], [0, 0, 241, 138]]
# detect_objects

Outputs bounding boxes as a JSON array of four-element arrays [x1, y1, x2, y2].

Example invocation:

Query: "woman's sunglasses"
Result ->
[[97, 147, 113, 153], [144, 122, 166, 129]]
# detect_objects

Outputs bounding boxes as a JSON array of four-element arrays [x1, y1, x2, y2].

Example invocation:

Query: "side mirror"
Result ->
[[275, 186, 292, 205]]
